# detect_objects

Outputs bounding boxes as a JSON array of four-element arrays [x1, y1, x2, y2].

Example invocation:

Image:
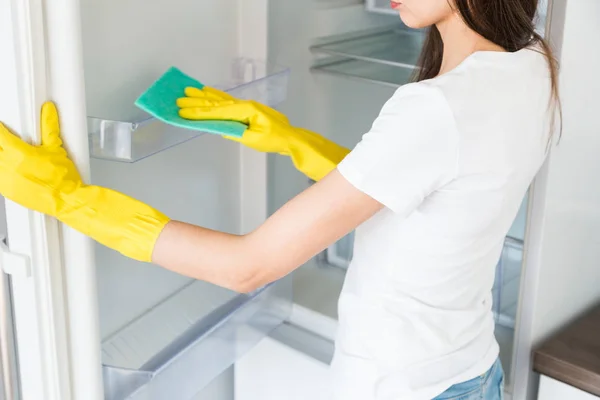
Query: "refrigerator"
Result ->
[[1, 0, 599, 399]]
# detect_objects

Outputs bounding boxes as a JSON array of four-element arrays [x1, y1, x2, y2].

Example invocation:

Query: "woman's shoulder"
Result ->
[[377, 82, 457, 137], [390, 81, 449, 104], [387, 81, 453, 119]]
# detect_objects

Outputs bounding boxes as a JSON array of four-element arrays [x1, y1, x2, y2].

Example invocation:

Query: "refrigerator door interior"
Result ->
[[76, 1, 291, 399]]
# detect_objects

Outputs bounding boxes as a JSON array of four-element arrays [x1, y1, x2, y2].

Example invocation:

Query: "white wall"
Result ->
[[516, 0, 600, 398], [533, 0, 600, 346]]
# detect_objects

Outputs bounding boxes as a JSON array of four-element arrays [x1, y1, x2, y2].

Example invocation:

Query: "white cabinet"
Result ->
[[538, 377, 599, 400]]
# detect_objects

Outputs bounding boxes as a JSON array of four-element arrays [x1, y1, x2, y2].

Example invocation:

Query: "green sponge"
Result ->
[[134, 67, 247, 137]]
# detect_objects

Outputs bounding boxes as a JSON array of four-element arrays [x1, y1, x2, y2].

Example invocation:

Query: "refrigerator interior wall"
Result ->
[[268, 2, 398, 320], [81, 0, 241, 346], [79, 0, 290, 398]]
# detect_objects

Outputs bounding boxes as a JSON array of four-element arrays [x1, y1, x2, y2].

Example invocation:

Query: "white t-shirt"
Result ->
[[333, 47, 555, 399]]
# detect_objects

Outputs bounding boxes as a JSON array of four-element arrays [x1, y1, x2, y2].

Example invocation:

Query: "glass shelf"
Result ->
[[87, 59, 290, 163], [102, 278, 292, 400], [311, 57, 415, 88], [311, 28, 424, 69]]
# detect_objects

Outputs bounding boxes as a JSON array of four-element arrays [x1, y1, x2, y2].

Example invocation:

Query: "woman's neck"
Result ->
[[436, 13, 506, 76]]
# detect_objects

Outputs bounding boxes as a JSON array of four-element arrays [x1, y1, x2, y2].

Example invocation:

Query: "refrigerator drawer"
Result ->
[[102, 277, 292, 400]]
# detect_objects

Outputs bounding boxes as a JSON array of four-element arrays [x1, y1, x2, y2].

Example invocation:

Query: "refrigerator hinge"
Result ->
[[0, 236, 31, 278]]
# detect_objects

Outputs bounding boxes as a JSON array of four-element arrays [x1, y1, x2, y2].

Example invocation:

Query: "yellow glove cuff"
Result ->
[[288, 128, 351, 181], [59, 186, 170, 262]]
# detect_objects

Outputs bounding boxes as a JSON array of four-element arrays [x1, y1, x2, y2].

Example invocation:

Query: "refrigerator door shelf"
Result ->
[[102, 277, 293, 400], [87, 58, 290, 163]]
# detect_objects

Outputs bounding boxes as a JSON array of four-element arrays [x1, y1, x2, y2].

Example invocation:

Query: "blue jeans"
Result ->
[[433, 358, 504, 400]]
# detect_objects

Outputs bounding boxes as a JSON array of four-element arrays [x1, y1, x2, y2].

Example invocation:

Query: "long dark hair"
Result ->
[[413, 0, 561, 141]]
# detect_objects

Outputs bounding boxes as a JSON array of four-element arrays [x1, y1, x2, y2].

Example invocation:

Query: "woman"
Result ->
[[0, 0, 559, 399]]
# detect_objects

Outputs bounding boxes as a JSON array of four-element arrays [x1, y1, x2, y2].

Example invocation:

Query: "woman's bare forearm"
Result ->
[[151, 170, 383, 293]]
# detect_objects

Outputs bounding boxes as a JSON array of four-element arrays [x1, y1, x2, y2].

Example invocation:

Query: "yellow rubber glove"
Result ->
[[0, 102, 169, 262], [176, 87, 350, 182]]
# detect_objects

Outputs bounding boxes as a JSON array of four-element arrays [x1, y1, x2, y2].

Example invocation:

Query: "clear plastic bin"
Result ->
[[102, 277, 293, 400], [87, 59, 290, 163]]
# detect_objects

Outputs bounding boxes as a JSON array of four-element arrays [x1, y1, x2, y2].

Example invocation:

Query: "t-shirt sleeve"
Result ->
[[337, 84, 459, 216]]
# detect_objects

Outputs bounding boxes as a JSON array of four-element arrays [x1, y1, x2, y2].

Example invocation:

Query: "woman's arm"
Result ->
[[0, 102, 377, 286], [152, 169, 383, 292]]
